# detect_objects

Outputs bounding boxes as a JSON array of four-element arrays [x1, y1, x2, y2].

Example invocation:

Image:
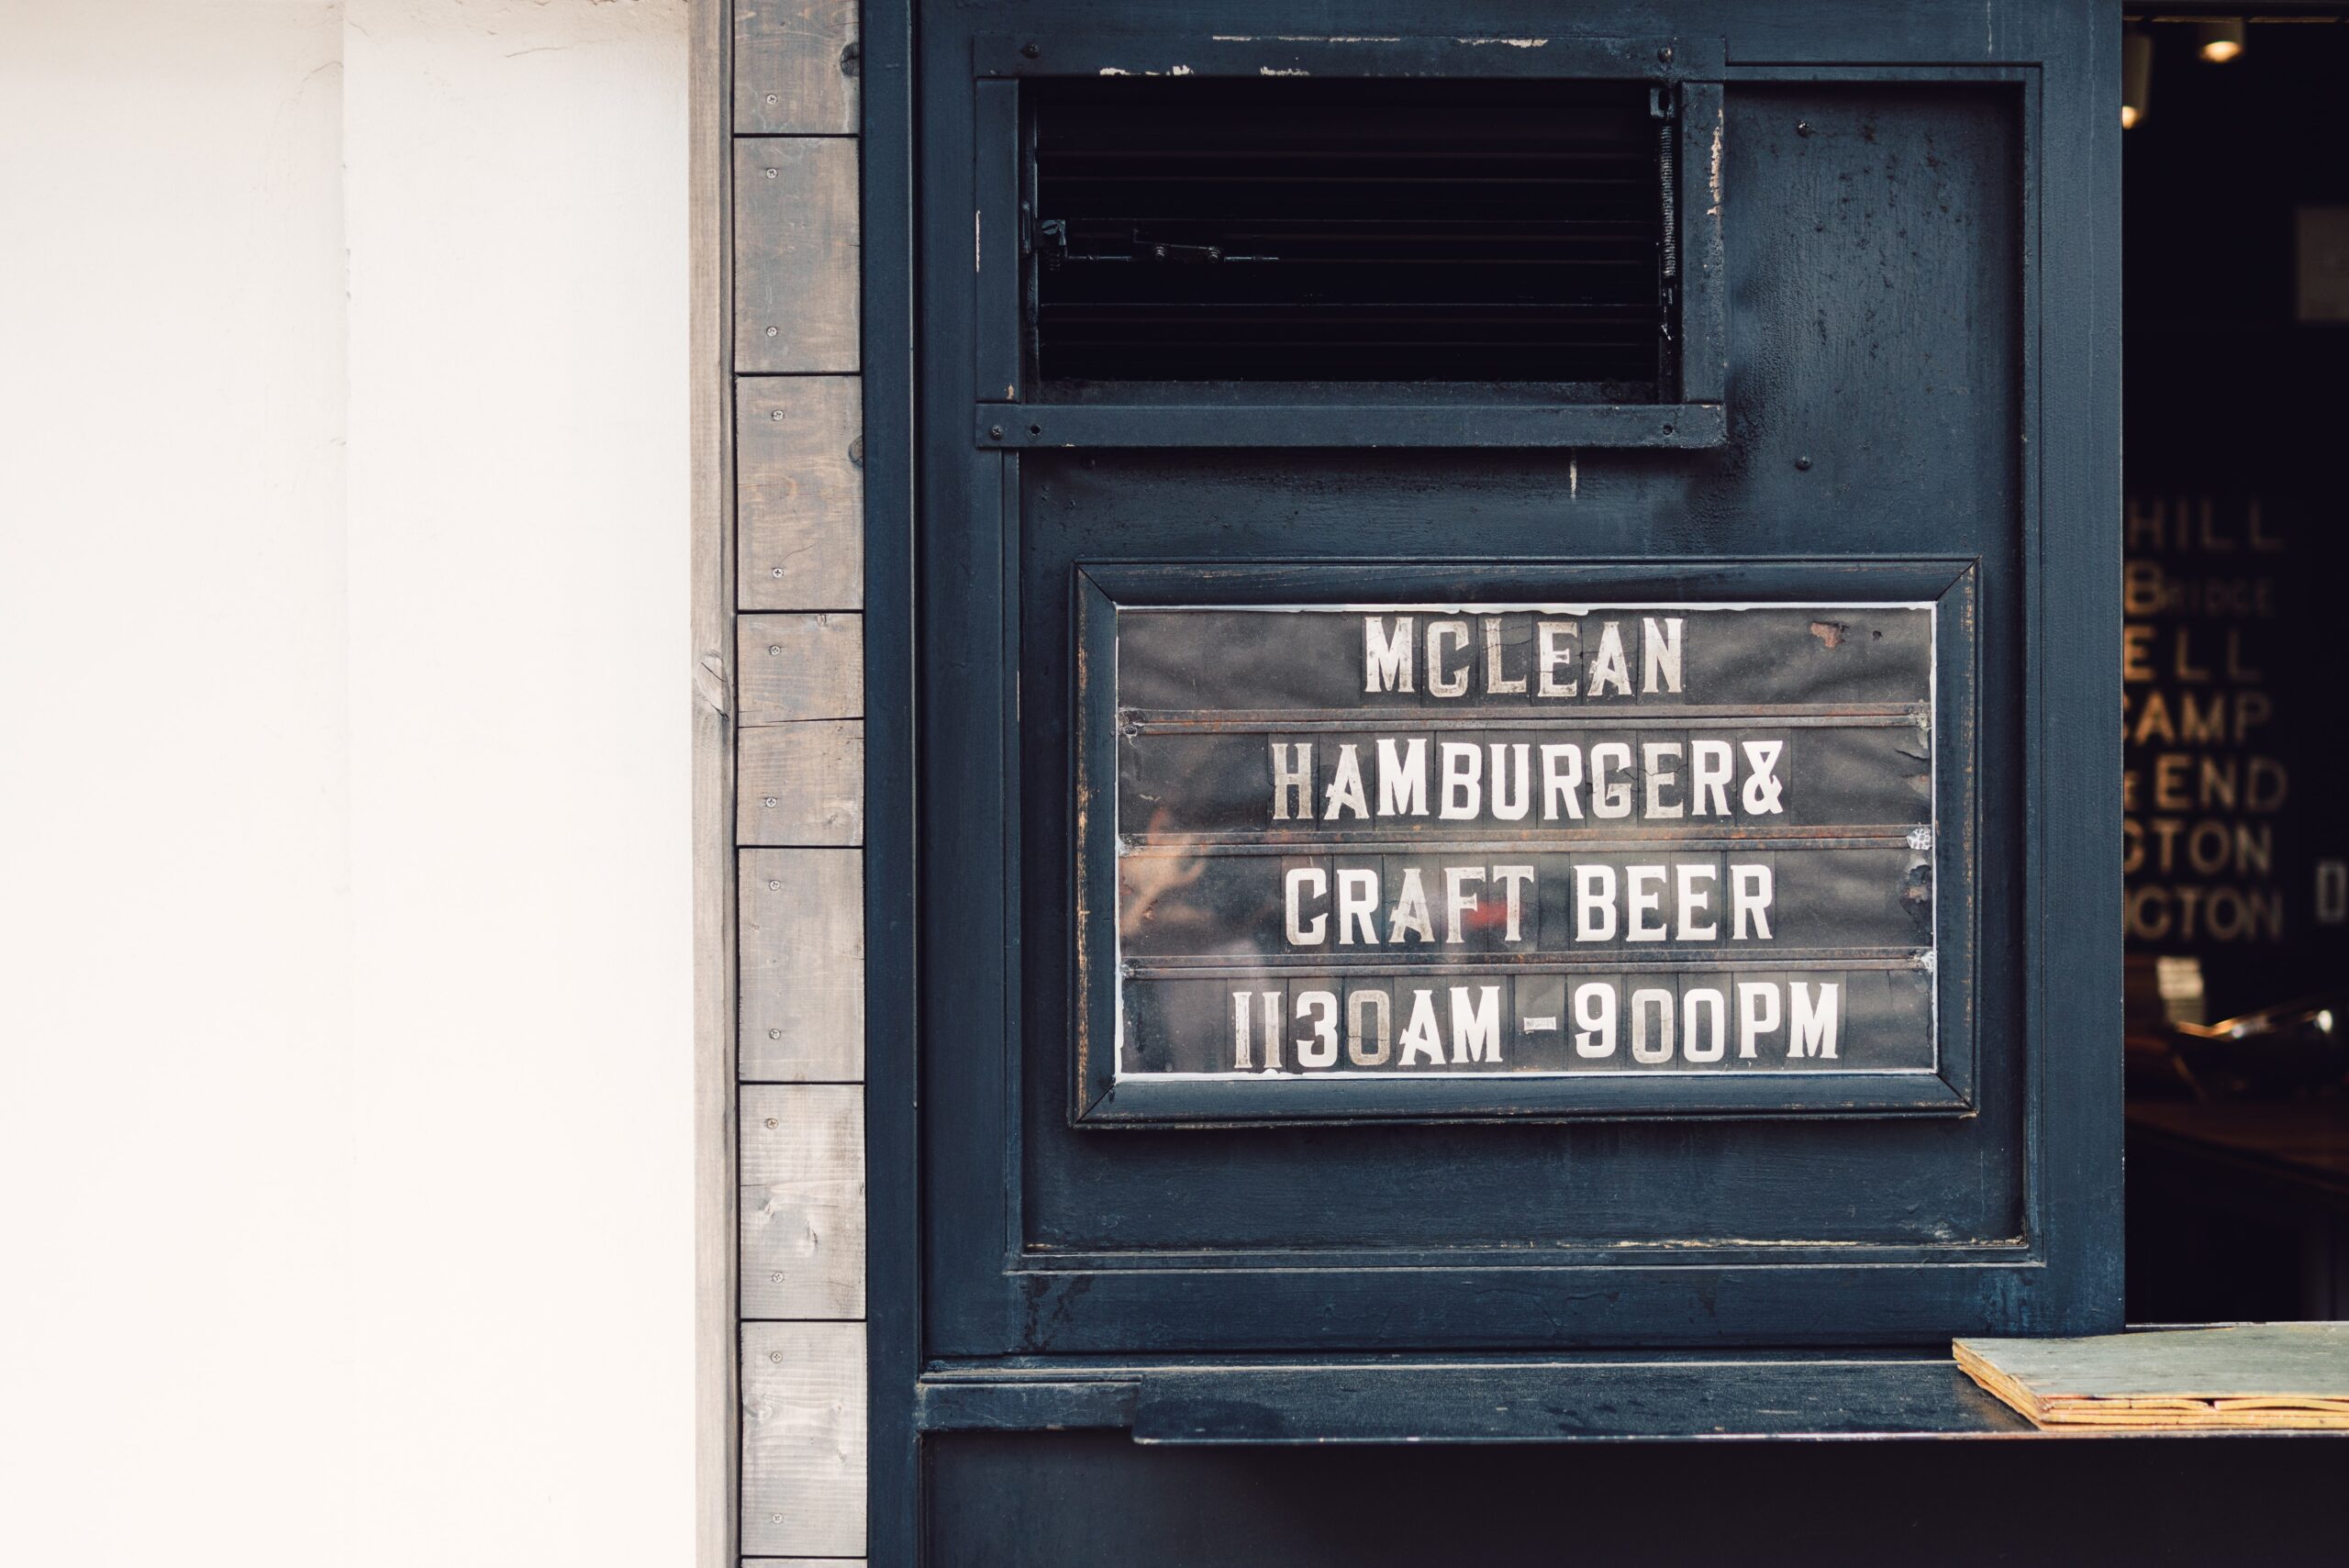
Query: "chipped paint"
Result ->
[[1461, 37, 1550, 48], [1258, 66, 1308, 75], [1709, 119, 1725, 218]]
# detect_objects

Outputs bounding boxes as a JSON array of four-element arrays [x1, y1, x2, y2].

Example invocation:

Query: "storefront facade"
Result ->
[[698, 2, 2137, 1558]]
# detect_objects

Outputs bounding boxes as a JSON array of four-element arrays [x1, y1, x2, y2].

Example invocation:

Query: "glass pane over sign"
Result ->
[[1112, 603, 1937, 1084]]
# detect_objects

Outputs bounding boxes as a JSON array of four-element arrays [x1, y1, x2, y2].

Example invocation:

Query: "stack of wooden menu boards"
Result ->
[[1955, 1323, 2349, 1430]]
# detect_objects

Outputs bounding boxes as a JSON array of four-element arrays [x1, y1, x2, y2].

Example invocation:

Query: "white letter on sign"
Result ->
[[1452, 985, 1503, 1064], [1399, 989, 1446, 1064], [1427, 620, 1471, 696], [1285, 867, 1328, 946], [1731, 863, 1775, 940], [1576, 863, 1618, 942], [1536, 620, 1580, 695], [1376, 738, 1429, 818], [1439, 741, 1482, 819], [1271, 741, 1314, 820], [1589, 742, 1632, 818], [1364, 617, 1413, 692], [1788, 982, 1842, 1059], [1295, 990, 1339, 1068], [1642, 617, 1685, 694]]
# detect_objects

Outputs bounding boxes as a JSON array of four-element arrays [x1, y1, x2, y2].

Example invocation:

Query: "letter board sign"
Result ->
[[1105, 601, 1934, 1106], [1074, 573, 1970, 1126]]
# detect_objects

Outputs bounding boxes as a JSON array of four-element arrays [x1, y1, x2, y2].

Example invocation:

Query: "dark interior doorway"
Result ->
[[2121, 11, 2349, 1321]]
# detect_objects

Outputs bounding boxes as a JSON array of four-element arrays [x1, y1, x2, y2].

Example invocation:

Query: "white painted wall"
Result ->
[[0, 2, 694, 1562]]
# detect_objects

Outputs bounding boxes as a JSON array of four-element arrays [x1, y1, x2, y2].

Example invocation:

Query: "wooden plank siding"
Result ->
[[739, 848, 863, 1081], [739, 377, 864, 611], [728, 0, 869, 1560], [734, 138, 862, 374], [739, 719, 863, 846], [742, 1320, 870, 1557], [734, 0, 860, 135], [738, 613, 863, 726], [742, 1083, 868, 1318]]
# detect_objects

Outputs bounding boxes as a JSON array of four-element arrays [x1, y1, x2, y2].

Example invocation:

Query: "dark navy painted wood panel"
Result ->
[[892, 0, 2118, 1448]]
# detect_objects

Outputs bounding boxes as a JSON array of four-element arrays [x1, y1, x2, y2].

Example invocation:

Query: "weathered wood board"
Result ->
[[734, 0, 859, 135], [741, 1084, 867, 1318], [1956, 1324, 2349, 1429], [739, 719, 863, 846], [740, 849, 864, 1080], [742, 1320, 868, 1556], [734, 139, 861, 374], [739, 613, 863, 726], [738, 376, 863, 611]]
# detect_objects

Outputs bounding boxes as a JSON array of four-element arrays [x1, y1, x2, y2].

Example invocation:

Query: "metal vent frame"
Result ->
[[969, 33, 1728, 450]]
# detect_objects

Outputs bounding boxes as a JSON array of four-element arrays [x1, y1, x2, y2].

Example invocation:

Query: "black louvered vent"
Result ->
[[1031, 78, 1671, 392]]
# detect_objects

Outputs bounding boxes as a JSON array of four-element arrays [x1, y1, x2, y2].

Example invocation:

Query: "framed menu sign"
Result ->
[[1073, 565, 1974, 1124]]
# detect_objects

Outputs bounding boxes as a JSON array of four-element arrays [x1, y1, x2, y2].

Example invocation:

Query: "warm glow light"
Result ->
[[2122, 27, 2153, 129], [2197, 20, 2246, 64]]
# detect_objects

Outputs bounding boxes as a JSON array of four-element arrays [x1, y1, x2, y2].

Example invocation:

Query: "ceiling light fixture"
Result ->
[[2197, 19, 2246, 64]]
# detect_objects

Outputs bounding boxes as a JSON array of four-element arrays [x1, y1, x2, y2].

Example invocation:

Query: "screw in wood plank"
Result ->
[[763, 796, 778, 807], [764, 327, 778, 338], [763, 167, 777, 178], [765, 1118, 779, 1129], [768, 1029, 783, 1040], [1796, 455, 1813, 470], [767, 879, 782, 890], [1657, 46, 1673, 63], [770, 567, 784, 578], [769, 1350, 785, 1362], [988, 425, 1005, 439], [1797, 120, 1813, 137], [764, 94, 778, 106], [1022, 41, 1040, 58]]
